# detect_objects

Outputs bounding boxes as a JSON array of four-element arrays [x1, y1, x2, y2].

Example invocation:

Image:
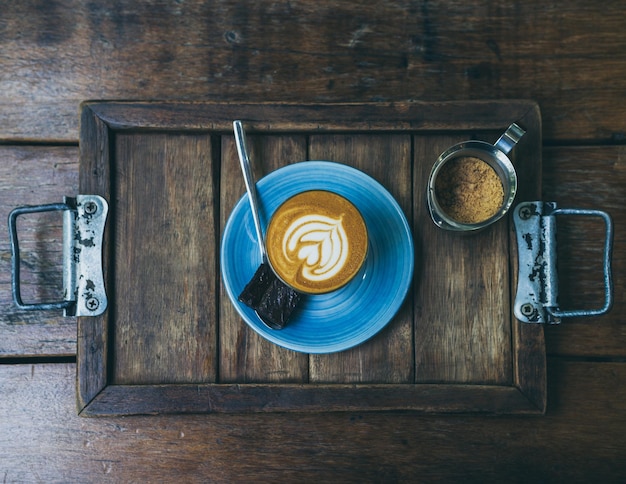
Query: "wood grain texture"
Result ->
[[0, 0, 624, 477], [308, 134, 414, 383], [506, 106, 547, 411], [1, 361, 625, 481], [1, 1, 626, 142], [111, 132, 217, 384], [84, 99, 539, 132], [0, 146, 78, 357], [1, 1, 624, 477], [1, 137, 622, 367], [73, 101, 544, 415], [413, 134, 513, 384], [76, 107, 111, 408], [219, 134, 309, 383], [543, 145, 626, 357]]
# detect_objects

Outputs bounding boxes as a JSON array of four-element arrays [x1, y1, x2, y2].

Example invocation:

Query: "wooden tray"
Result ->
[[77, 101, 545, 416]]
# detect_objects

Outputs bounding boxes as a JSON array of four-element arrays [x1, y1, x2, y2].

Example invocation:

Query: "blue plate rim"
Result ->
[[221, 160, 414, 353]]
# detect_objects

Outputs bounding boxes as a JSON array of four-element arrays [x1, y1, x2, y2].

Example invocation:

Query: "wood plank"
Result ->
[[109, 132, 217, 384], [84, 100, 538, 133], [308, 134, 413, 383], [413, 134, 512, 384], [2, 1, 626, 142], [543, 145, 626, 357], [0, 146, 78, 357], [1, 144, 615, 364], [219, 133, 309, 383], [76, 107, 111, 408], [508, 105, 547, 411], [1, 360, 625, 481], [82, 383, 538, 416]]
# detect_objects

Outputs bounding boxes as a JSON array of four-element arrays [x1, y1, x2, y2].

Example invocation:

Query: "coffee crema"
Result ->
[[266, 190, 368, 294]]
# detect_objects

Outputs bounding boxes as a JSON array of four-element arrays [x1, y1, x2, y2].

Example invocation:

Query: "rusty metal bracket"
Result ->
[[9, 195, 108, 317], [513, 201, 613, 324]]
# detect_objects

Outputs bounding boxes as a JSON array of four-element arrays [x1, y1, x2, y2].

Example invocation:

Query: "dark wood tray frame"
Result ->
[[77, 101, 545, 416]]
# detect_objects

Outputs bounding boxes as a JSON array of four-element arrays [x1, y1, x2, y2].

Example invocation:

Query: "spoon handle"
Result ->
[[233, 120, 267, 262]]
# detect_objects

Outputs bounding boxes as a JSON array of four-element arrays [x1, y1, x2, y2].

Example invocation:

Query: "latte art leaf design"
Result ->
[[283, 215, 349, 282]]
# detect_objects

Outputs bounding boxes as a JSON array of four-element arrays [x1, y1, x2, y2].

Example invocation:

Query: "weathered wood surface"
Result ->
[[414, 133, 513, 384], [2, 144, 624, 360], [111, 132, 217, 385], [1, 0, 625, 479], [2, 361, 626, 481], [219, 134, 310, 383], [1, 1, 626, 142], [73, 101, 544, 415], [542, 145, 626, 357], [0, 147, 77, 357], [307, 133, 414, 384]]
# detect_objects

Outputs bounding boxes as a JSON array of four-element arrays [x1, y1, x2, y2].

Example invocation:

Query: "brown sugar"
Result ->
[[434, 156, 504, 224]]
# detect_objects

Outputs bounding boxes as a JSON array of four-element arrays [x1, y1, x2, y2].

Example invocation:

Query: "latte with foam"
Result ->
[[266, 190, 368, 294]]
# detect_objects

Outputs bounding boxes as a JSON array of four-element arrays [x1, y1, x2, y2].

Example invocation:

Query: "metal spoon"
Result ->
[[234, 120, 267, 264], [233, 120, 301, 329]]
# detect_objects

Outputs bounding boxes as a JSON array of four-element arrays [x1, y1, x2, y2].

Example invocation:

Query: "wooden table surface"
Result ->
[[1, 1, 625, 481]]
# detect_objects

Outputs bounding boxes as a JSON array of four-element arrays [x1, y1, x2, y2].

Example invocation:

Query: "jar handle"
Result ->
[[494, 123, 526, 155]]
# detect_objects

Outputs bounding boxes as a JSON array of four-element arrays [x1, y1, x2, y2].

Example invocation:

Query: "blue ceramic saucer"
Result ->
[[221, 161, 414, 353]]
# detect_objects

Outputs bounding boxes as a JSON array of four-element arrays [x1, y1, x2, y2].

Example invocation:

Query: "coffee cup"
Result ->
[[427, 123, 525, 232], [265, 190, 368, 294]]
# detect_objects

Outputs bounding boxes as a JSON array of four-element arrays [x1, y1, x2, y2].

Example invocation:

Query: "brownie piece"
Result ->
[[238, 263, 302, 329], [238, 263, 275, 307]]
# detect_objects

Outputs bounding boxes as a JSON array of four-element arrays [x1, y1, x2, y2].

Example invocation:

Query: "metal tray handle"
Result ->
[[8, 195, 108, 317], [514, 201, 613, 324], [9, 202, 75, 312]]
